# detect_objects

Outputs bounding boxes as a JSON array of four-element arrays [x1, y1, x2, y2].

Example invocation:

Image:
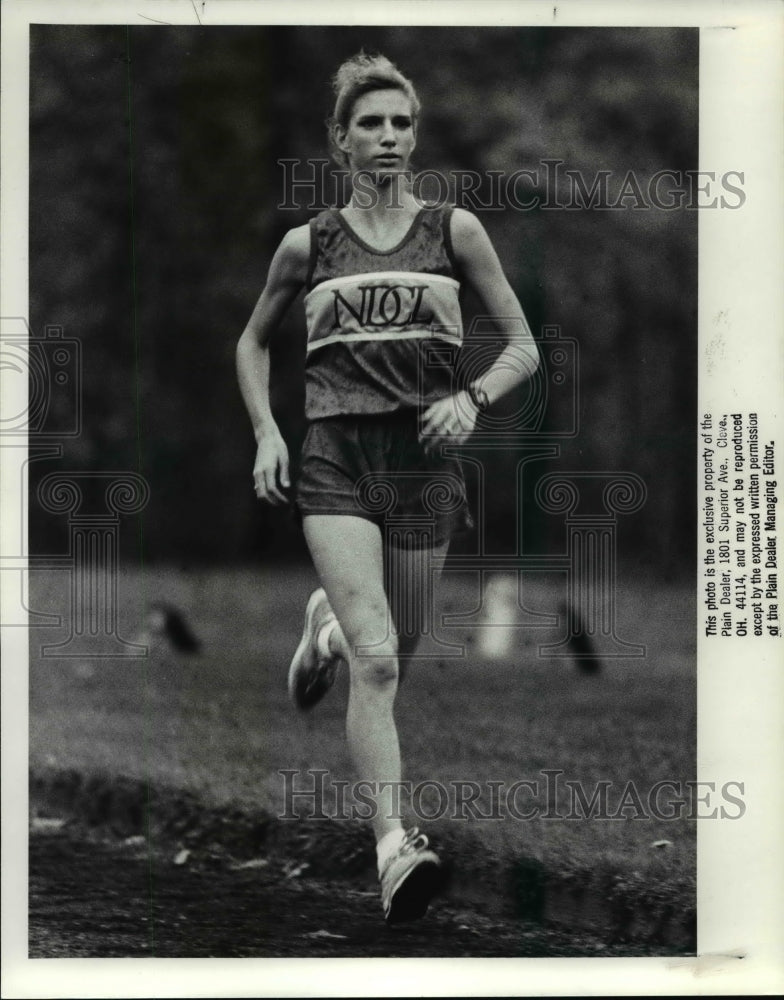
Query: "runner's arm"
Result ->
[[236, 225, 309, 504], [450, 207, 540, 403], [420, 210, 539, 444]]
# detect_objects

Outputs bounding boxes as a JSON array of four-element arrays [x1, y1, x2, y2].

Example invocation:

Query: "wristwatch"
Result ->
[[467, 382, 490, 413]]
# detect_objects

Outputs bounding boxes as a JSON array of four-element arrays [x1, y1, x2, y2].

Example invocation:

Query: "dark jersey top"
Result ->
[[303, 205, 463, 420]]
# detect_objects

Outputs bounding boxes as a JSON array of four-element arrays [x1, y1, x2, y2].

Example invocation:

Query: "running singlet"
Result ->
[[303, 205, 462, 420]]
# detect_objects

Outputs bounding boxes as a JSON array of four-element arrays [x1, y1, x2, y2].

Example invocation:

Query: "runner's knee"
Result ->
[[350, 635, 399, 688], [339, 596, 395, 656]]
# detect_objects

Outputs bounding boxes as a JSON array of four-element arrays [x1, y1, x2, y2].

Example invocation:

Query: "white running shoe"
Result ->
[[380, 828, 443, 924], [288, 588, 342, 710]]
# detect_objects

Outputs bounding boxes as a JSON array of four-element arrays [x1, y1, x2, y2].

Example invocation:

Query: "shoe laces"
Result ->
[[399, 827, 429, 855]]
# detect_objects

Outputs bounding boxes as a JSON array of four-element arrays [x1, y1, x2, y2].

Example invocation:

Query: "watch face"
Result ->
[[471, 385, 489, 411]]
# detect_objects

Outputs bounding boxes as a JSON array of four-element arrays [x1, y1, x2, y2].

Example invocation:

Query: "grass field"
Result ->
[[28, 563, 696, 907]]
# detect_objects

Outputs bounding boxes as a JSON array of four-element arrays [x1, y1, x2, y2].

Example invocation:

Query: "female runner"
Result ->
[[237, 52, 539, 923]]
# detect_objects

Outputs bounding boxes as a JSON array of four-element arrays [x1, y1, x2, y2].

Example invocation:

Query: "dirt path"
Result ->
[[29, 826, 652, 959]]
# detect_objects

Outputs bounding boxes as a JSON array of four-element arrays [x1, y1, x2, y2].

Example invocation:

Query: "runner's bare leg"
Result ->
[[303, 514, 403, 841]]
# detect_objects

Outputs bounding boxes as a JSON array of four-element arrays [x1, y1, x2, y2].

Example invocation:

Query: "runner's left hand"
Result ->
[[420, 391, 479, 449]]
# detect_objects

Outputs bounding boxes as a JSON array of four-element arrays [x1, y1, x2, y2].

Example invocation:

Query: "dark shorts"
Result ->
[[295, 412, 473, 548]]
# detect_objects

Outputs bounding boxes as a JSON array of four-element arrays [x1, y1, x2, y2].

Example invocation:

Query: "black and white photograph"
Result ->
[[2, 1, 782, 996]]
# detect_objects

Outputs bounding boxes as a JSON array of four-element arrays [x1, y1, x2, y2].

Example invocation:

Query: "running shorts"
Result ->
[[295, 411, 473, 548]]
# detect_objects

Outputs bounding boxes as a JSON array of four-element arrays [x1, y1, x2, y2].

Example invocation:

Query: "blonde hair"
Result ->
[[327, 52, 421, 166]]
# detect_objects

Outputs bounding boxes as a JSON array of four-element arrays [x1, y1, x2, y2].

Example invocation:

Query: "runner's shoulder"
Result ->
[[277, 223, 311, 264], [272, 224, 311, 284], [449, 207, 486, 240], [448, 207, 491, 263]]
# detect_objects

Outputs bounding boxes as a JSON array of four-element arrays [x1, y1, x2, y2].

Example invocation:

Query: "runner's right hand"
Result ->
[[253, 428, 290, 505]]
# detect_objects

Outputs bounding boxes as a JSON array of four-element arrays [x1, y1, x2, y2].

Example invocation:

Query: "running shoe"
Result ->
[[288, 588, 342, 710], [380, 827, 443, 924]]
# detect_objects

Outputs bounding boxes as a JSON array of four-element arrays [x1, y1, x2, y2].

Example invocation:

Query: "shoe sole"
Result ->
[[288, 590, 338, 710], [385, 858, 443, 925]]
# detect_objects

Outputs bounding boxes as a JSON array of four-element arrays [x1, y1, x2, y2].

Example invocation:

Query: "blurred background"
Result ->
[[28, 25, 698, 579], [26, 29, 699, 952]]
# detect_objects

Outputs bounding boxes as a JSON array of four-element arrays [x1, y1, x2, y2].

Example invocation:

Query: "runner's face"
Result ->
[[337, 89, 416, 178]]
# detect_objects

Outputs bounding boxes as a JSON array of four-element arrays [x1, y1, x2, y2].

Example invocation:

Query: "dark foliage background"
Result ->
[[29, 25, 697, 576]]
